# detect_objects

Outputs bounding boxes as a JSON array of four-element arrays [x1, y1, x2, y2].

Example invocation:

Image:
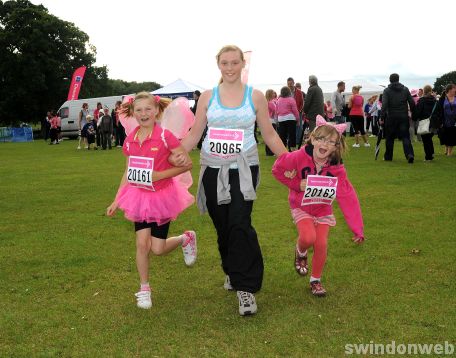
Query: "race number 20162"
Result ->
[[127, 156, 155, 191], [301, 175, 338, 206]]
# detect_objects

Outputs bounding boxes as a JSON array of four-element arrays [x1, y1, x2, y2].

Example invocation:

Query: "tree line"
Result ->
[[0, 0, 160, 126]]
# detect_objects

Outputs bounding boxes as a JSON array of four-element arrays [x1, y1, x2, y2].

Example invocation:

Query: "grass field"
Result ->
[[1, 136, 455, 357]]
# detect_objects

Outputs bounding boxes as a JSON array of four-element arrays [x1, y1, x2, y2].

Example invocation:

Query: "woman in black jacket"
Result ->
[[415, 85, 438, 161]]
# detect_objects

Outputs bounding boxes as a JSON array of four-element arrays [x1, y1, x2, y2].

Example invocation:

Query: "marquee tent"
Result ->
[[151, 78, 205, 99]]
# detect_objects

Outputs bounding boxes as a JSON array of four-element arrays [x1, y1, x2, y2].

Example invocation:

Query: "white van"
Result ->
[[57, 95, 123, 138]]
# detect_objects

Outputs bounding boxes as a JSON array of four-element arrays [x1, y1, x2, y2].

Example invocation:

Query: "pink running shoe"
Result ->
[[294, 248, 308, 276], [310, 281, 327, 297], [182, 231, 197, 266]]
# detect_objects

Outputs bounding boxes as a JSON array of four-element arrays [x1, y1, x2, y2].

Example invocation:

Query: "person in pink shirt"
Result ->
[[272, 116, 365, 296], [277, 86, 300, 151], [324, 100, 335, 122], [106, 92, 197, 310], [265, 89, 278, 156], [349, 86, 370, 147], [49, 111, 61, 145]]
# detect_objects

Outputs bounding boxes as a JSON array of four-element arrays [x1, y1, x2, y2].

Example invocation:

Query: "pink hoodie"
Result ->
[[272, 145, 364, 238]]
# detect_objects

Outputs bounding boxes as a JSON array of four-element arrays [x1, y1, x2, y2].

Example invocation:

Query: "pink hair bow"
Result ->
[[316, 115, 347, 134], [127, 97, 134, 104], [154, 95, 160, 103]]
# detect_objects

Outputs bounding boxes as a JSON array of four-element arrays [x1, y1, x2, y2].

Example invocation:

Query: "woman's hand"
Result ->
[[106, 201, 118, 217], [169, 152, 190, 167]]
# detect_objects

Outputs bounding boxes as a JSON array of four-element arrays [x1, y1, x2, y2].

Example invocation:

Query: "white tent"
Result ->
[[151, 78, 205, 99]]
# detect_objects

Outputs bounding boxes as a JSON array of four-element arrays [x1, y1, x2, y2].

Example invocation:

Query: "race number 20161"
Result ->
[[127, 156, 155, 191], [301, 175, 338, 206], [208, 128, 244, 157]]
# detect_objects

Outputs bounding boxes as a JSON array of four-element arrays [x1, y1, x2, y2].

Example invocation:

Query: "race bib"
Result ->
[[301, 175, 338, 206], [208, 128, 244, 157], [127, 156, 154, 191]]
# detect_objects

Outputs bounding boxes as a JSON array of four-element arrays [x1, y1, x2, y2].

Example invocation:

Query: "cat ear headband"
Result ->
[[316, 115, 347, 134]]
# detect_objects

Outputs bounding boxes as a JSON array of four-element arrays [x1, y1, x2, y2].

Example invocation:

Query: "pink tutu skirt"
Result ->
[[116, 178, 194, 226]]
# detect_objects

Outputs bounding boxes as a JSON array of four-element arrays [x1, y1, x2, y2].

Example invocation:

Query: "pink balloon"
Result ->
[[119, 95, 139, 136], [161, 97, 195, 139]]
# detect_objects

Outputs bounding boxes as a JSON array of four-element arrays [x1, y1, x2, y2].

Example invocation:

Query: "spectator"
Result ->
[[415, 85, 438, 161], [288, 79, 304, 145], [436, 83, 456, 156], [49, 111, 61, 145], [265, 89, 278, 156], [349, 85, 369, 147], [324, 100, 335, 121], [303, 75, 325, 132], [381, 73, 416, 163], [331, 81, 346, 125], [78, 103, 89, 149], [277, 86, 300, 151], [99, 106, 113, 150]]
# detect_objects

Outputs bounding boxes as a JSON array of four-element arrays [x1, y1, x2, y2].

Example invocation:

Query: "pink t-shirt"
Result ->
[[349, 95, 364, 116], [123, 125, 180, 190], [276, 97, 299, 121]]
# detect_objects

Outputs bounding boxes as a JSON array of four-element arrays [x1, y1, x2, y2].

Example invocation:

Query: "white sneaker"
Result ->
[[77, 146, 81, 150], [224, 275, 234, 291], [352, 143, 360, 148], [182, 231, 197, 266], [364, 143, 371, 147], [237, 291, 257, 316], [135, 290, 152, 309]]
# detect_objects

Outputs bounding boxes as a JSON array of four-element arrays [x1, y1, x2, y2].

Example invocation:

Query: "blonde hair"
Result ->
[[265, 89, 275, 101], [120, 91, 172, 120], [306, 125, 347, 163], [352, 85, 362, 93], [216, 45, 244, 84]]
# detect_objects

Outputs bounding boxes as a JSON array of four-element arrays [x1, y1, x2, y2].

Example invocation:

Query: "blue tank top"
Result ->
[[202, 85, 257, 161]]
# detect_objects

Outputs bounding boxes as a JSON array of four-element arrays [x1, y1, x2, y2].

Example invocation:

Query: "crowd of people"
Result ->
[[264, 74, 455, 163], [76, 100, 126, 150]]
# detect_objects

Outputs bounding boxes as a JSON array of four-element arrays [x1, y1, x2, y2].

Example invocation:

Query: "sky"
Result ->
[[31, 0, 455, 91]]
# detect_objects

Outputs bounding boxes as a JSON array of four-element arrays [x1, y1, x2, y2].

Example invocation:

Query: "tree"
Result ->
[[434, 71, 456, 95], [0, 0, 99, 125]]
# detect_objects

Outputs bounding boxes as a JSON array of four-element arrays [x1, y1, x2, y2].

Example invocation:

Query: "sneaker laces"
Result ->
[[135, 290, 151, 304], [238, 291, 254, 306]]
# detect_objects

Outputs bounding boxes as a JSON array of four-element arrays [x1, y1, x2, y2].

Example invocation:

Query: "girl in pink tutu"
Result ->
[[272, 116, 365, 297], [106, 92, 196, 310]]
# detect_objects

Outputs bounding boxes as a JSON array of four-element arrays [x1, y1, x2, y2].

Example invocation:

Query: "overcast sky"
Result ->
[[31, 0, 455, 89]]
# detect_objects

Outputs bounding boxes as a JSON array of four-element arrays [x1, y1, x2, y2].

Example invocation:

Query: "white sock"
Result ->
[[310, 276, 320, 283], [296, 244, 307, 257]]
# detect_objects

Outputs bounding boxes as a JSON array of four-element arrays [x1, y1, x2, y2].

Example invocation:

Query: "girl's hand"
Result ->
[[352, 236, 364, 244], [299, 179, 307, 192], [284, 169, 297, 179], [106, 202, 118, 217]]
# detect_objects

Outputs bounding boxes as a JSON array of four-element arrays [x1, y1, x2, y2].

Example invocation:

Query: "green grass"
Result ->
[[1, 137, 455, 357]]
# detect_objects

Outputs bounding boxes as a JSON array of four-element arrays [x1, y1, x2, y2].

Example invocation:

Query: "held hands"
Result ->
[[106, 201, 118, 217]]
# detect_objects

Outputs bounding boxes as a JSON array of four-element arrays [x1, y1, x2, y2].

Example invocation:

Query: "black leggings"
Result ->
[[202, 166, 263, 293], [278, 120, 296, 149]]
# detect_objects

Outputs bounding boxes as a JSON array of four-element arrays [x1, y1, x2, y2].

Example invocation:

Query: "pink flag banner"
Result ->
[[67, 66, 87, 100], [241, 51, 252, 84]]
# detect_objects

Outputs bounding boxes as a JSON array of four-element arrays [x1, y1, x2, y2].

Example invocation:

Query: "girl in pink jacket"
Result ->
[[272, 115, 365, 296]]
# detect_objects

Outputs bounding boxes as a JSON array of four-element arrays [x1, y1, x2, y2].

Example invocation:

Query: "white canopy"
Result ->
[[151, 78, 205, 99]]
